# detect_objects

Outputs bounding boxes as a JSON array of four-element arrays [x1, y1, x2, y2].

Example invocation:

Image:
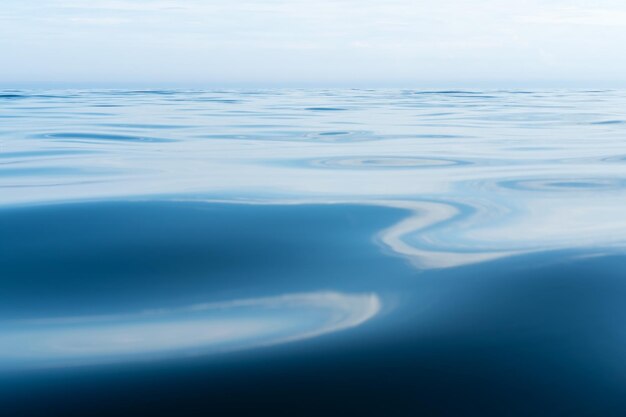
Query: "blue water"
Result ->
[[3, 89, 626, 416]]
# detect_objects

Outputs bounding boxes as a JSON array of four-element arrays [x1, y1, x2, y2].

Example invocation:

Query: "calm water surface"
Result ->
[[2, 89, 626, 416]]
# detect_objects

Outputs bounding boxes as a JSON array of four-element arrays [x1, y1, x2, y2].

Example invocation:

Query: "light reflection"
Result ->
[[0, 292, 380, 369], [180, 196, 626, 270]]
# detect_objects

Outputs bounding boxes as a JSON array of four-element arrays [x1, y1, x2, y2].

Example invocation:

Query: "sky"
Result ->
[[2, 0, 626, 88]]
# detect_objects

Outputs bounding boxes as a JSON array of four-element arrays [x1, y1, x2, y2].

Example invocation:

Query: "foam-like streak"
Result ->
[[0, 292, 380, 370], [373, 199, 519, 269]]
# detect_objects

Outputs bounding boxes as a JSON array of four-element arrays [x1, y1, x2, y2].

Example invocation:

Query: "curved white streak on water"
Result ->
[[186, 197, 626, 269], [375, 197, 626, 269], [176, 197, 518, 269], [0, 292, 380, 370], [373, 200, 518, 269]]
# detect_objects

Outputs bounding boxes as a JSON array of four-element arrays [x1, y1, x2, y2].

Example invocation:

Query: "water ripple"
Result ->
[[305, 107, 348, 111], [296, 156, 471, 170], [34, 132, 175, 143], [499, 178, 626, 192], [0, 94, 26, 99], [590, 120, 626, 125]]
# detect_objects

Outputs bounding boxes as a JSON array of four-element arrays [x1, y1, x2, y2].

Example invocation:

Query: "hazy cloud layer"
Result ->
[[2, 0, 626, 86]]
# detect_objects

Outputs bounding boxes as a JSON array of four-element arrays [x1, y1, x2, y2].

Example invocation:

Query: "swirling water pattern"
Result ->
[[3, 89, 626, 416]]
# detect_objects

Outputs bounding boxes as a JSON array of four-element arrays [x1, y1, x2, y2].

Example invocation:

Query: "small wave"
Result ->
[[0, 150, 95, 160], [305, 130, 377, 142], [300, 156, 471, 170], [601, 155, 626, 163], [413, 134, 466, 139], [89, 104, 126, 108], [96, 123, 193, 130], [305, 107, 348, 111], [197, 98, 243, 104], [590, 120, 626, 125], [319, 131, 351, 136], [35, 132, 175, 143], [498, 178, 626, 192], [403, 90, 493, 96], [125, 90, 180, 95], [0, 166, 113, 177], [0, 93, 26, 99], [198, 130, 376, 142], [101, 90, 189, 96]]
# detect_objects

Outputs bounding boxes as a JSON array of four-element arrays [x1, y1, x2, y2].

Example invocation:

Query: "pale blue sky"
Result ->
[[3, 0, 626, 87]]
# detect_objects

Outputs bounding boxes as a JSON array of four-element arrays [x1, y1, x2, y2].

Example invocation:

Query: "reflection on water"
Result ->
[[0, 292, 379, 369], [3, 89, 626, 415]]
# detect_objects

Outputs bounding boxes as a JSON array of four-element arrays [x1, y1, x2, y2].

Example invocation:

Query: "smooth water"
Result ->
[[2, 89, 626, 416]]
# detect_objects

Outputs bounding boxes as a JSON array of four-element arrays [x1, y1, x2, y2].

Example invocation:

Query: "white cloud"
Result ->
[[521, 7, 626, 26], [2, 0, 626, 85]]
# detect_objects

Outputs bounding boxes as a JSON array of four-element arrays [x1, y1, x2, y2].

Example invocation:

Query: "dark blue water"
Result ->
[[3, 90, 626, 416]]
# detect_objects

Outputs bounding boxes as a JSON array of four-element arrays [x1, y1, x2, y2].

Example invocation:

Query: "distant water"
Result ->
[[3, 90, 626, 416]]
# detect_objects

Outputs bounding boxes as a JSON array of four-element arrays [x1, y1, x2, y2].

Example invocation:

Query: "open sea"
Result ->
[[3, 89, 626, 416]]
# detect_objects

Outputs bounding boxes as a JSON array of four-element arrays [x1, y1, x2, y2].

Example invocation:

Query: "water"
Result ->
[[2, 89, 626, 415]]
